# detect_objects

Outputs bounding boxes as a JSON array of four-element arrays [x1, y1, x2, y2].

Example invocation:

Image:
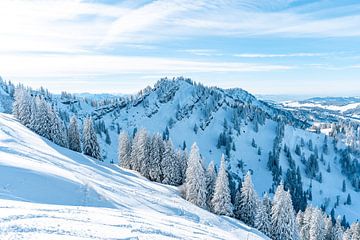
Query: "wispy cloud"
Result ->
[[99, 0, 360, 45], [234, 53, 325, 58], [0, 0, 359, 95], [180, 49, 223, 57], [0, 54, 292, 79]]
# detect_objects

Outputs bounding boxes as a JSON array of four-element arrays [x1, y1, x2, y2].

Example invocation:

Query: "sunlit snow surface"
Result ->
[[0, 113, 267, 240]]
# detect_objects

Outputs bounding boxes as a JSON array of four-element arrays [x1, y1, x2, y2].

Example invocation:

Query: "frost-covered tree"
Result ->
[[161, 140, 182, 186], [254, 193, 272, 237], [131, 128, 148, 173], [324, 215, 333, 240], [206, 160, 217, 209], [178, 149, 188, 184], [35, 97, 52, 140], [271, 183, 298, 240], [185, 143, 207, 209], [148, 133, 163, 182], [82, 117, 101, 160], [49, 106, 68, 148], [68, 117, 81, 152], [309, 208, 325, 240], [13, 87, 32, 127], [299, 206, 314, 240], [343, 222, 360, 240], [331, 217, 344, 240], [211, 155, 233, 216], [29, 97, 37, 131], [235, 172, 258, 227], [118, 131, 132, 169]]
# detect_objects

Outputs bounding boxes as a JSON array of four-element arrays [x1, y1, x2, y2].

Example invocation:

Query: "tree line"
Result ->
[[13, 86, 359, 239], [119, 132, 359, 239], [13, 87, 101, 160]]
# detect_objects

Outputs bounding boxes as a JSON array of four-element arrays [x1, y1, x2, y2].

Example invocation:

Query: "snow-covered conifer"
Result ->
[[82, 117, 101, 160], [131, 128, 148, 172], [29, 97, 37, 131], [235, 172, 258, 227], [211, 155, 233, 216], [118, 131, 132, 169], [271, 183, 298, 240], [331, 217, 344, 240], [148, 133, 163, 182], [343, 222, 360, 240], [309, 208, 325, 240], [49, 106, 68, 148], [35, 97, 52, 140], [178, 149, 188, 184], [254, 193, 272, 237], [13, 87, 32, 127], [68, 116, 81, 152], [206, 160, 217, 209], [185, 143, 207, 209], [324, 215, 333, 240], [161, 140, 182, 186]]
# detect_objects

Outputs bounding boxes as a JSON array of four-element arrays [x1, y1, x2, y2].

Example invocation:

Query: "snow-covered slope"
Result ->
[[281, 97, 360, 122], [0, 77, 358, 224], [24, 78, 356, 224], [0, 113, 267, 239]]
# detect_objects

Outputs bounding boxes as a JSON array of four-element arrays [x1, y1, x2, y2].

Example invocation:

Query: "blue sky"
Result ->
[[0, 0, 360, 96]]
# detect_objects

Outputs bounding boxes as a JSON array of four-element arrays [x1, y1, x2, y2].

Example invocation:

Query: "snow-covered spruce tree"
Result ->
[[343, 222, 360, 240], [254, 193, 272, 237], [49, 106, 68, 148], [323, 215, 333, 240], [35, 97, 52, 140], [68, 116, 81, 152], [178, 149, 188, 184], [82, 117, 101, 160], [161, 140, 182, 186], [331, 216, 344, 240], [19, 89, 32, 127], [296, 210, 304, 237], [309, 208, 325, 240], [185, 143, 207, 209], [271, 183, 299, 240], [300, 205, 315, 240], [29, 97, 37, 131], [118, 131, 132, 169], [12, 86, 22, 119], [211, 155, 233, 216], [206, 160, 217, 210], [148, 133, 163, 182], [131, 128, 148, 173], [235, 172, 258, 227], [13, 87, 33, 127]]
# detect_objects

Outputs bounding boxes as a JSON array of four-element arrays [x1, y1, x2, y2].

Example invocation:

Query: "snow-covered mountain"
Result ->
[[0, 113, 267, 239], [281, 97, 360, 122], [0, 77, 359, 230]]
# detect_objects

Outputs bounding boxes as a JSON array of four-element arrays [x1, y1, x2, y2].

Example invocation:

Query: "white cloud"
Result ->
[[180, 49, 223, 57], [0, 54, 292, 78], [1, 0, 360, 55], [234, 53, 325, 58], [0, 0, 129, 53], [99, 0, 360, 45]]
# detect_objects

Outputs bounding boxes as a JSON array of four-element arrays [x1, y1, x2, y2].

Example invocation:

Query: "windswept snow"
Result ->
[[0, 113, 267, 240]]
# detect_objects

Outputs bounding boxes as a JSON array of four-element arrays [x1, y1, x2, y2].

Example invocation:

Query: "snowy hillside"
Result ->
[[281, 97, 360, 122], [1, 77, 358, 225], [0, 113, 267, 239], [49, 78, 360, 223]]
